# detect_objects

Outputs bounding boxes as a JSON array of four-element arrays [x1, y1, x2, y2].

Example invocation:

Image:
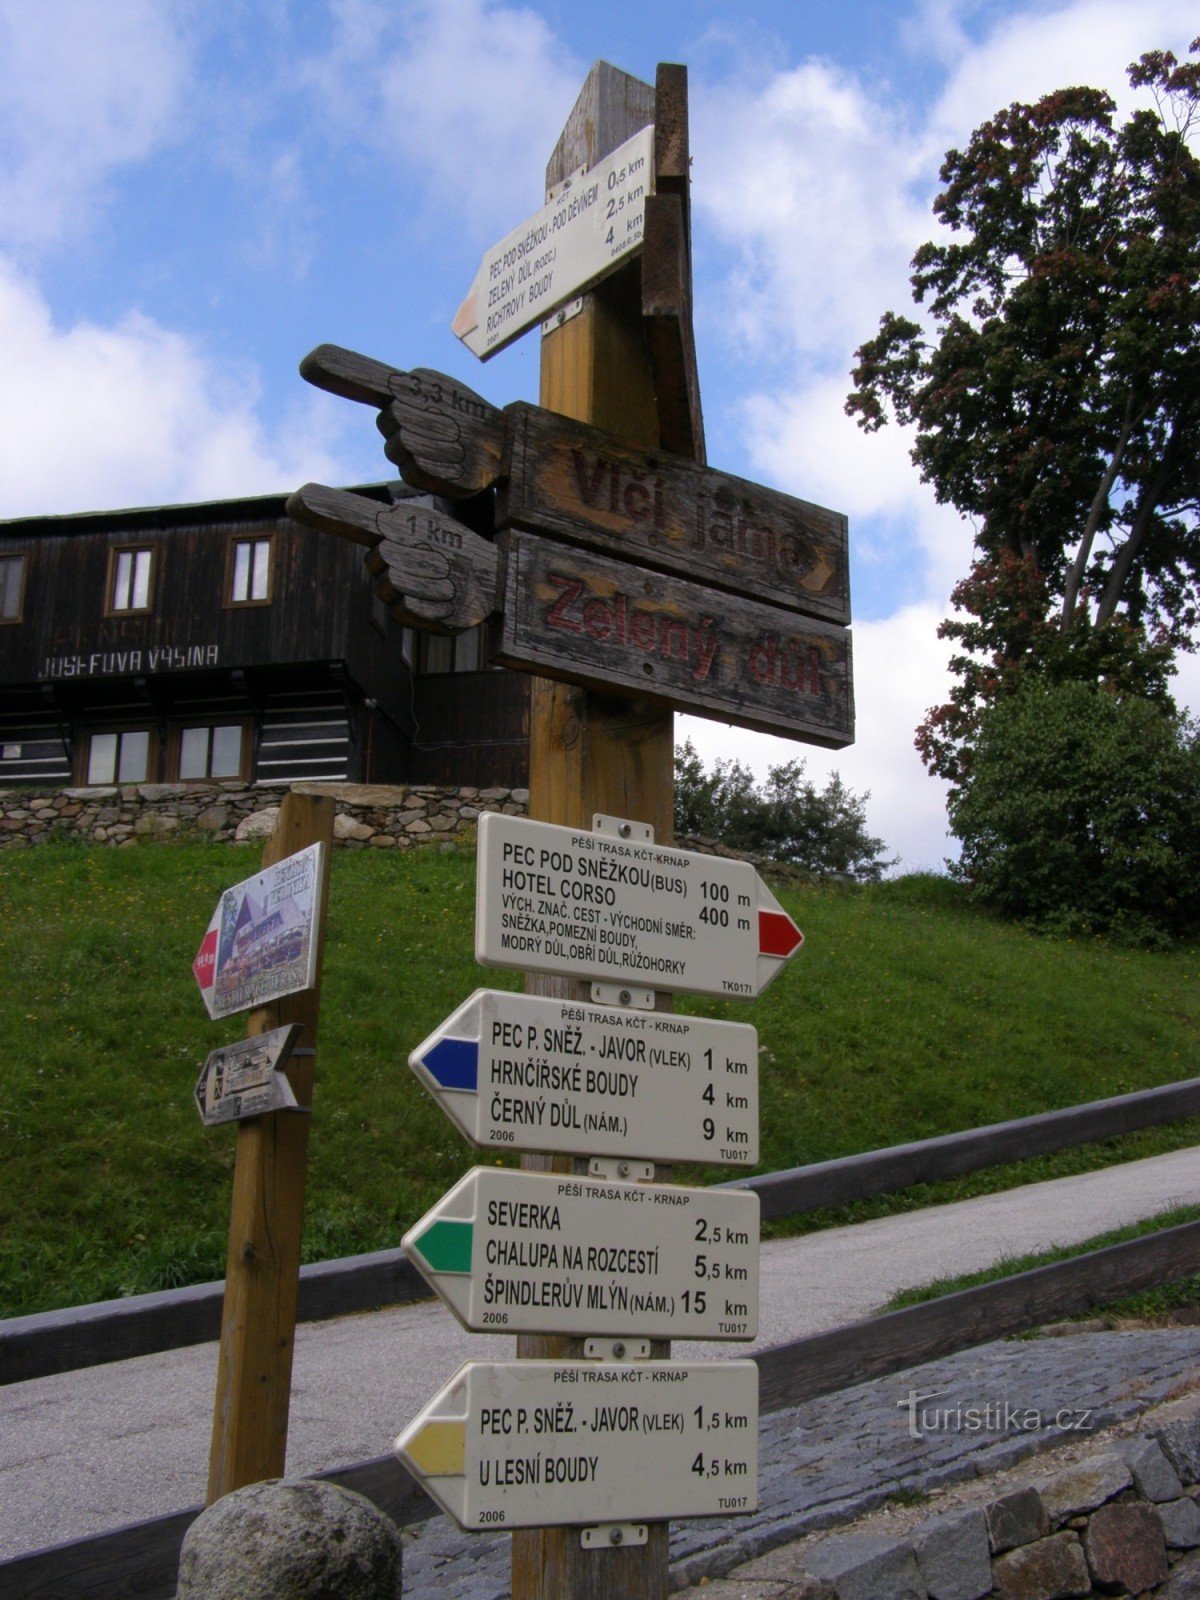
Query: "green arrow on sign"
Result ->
[[411, 1218, 474, 1275]]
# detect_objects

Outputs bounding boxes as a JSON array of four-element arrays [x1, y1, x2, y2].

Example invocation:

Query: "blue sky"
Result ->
[[1, 0, 1196, 868]]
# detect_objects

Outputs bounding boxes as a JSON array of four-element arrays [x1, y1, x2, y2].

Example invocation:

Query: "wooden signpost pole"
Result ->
[[512, 62, 688, 1600], [206, 790, 334, 1503]]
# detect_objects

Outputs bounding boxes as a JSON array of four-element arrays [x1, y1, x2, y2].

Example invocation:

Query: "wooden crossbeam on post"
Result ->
[[206, 790, 334, 1504], [512, 60, 699, 1600]]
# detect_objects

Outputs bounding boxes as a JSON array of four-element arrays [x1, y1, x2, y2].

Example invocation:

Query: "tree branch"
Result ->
[[1060, 397, 1136, 628], [1096, 415, 1181, 626]]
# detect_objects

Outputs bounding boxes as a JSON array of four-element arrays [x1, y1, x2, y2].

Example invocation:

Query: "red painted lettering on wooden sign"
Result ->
[[495, 531, 852, 747]]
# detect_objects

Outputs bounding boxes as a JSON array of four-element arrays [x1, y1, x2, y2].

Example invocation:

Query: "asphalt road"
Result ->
[[1, 1145, 1196, 1561]]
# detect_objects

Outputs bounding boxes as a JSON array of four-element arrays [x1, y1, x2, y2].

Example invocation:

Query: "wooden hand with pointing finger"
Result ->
[[285, 483, 499, 635], [298, 345, 506, 498]]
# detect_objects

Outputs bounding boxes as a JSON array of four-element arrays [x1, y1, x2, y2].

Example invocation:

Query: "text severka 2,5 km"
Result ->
[[404, 1167, 760, 1341]]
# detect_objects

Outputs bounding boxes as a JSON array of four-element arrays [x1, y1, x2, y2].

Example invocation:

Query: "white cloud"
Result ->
[[693, 60, 930, 369], [0, 0, 192, 251], [0, 261, 347, 518], [679, 601, 957, 876], [928, 0, 1200, 155], [737, 375, 975, 606], [303, 0, 583, 234]]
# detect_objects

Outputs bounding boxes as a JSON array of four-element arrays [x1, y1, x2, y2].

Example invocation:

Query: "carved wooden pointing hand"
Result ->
[[286, 483, 499, 635], [299, 344, 505, 498]]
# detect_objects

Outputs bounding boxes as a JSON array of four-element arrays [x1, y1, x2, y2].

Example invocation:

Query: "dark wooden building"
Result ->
[[0, 483, 529, 790]]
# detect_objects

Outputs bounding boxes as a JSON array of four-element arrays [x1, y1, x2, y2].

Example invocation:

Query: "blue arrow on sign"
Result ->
[[420, 1036, 478, 1093]]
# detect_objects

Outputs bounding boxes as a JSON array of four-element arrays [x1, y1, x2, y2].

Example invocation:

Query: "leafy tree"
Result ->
[[948, 679, 1200, 945], [674, 739, 894, 881], [914, 551, 1178, 788], [847, 41, 1200, 786]]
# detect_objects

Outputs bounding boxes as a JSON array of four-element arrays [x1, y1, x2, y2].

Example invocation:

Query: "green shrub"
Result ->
[[949, 679, 1200, 944]]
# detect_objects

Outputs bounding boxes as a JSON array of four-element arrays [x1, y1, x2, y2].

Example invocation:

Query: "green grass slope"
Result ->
[[1, 845, 1196, 1318]]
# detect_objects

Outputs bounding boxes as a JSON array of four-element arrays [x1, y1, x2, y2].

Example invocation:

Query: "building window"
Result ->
[[0, 554, 26, 622], [227, 536, 273, 605], [87, 728, 152, 785], [108, 545, 155, 614], [178, 723, 247, 781]]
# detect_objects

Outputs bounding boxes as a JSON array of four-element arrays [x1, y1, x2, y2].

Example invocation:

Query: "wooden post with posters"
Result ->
[[511, 62, 692, 1600], [206, 790, 334, 1502]]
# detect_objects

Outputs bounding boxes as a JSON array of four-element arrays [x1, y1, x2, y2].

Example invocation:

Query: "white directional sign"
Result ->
[[397, 1358, 758, 1530], [193, 1024, 302, 1126], [409, 988, 759, 1165], [192, 843, 323, 1020], [475, 813, 804, 1000], [452, 125, 654, 360], [404, 1167, 759, 1341]]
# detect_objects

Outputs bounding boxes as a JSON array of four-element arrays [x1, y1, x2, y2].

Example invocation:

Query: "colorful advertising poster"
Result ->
[[193, 844, 323, 1020]]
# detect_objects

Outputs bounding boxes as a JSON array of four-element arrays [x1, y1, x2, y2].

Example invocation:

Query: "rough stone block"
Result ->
[[235, 807, 280, 841], [1036, 1452, 1131, 1524], [1157, 1420, 1200, 1485], [987, 1486, 1050, 1553], [1159, 1547, 1200, 1597], [799, 1532, 927, 1599], [134, 813, 181, 835], [1083, 1501, 1168, 1590], [1117, 1434, 1185, 1501], [175, 1476, 402, 1598], [991, 1531, 1090, 1600], [1162, 1494, 1200, 1548], [333, 814, 374, 841], [912, 1507, 992, 1600]]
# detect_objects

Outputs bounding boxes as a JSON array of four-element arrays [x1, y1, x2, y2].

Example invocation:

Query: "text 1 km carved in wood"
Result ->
[[287, 343, 853, 746]]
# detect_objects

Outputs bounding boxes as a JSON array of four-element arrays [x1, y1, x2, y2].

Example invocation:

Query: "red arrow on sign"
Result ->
[[759, 909, 803, 959], [193, 928, 217, 993]]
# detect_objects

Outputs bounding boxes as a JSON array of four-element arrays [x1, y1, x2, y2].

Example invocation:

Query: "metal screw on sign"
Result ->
[[612, 1343, 626, 1359], [619, 990, 632, 1005], [618, 822, 632, 838], [610, 1529, 624, 1546]]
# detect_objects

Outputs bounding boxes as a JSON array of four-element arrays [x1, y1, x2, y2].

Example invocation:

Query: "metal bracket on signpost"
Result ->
[[591, 980, 655, 1008], [583, 1337, 651, 1361], [593, 813, 654, 844], [580, 1523, 649, 1550], [543, 297, 584, 335], [588, 1157, 654, 1183]]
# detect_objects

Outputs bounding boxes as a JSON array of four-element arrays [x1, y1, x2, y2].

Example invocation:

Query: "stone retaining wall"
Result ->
[[775, 1419, 1200, 1600], [0, 792, 823, 890], [0, 781, 528, 849]]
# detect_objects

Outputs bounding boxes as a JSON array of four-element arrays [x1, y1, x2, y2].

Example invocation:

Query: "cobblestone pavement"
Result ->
[[398, 1327, 1200, 1598]]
